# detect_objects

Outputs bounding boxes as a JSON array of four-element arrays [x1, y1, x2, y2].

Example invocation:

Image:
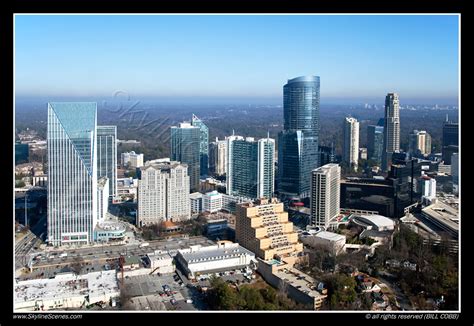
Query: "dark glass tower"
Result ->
[[442, 117, 458, 164], [278, 76, 320, 199], [367, 125, 384, 165]]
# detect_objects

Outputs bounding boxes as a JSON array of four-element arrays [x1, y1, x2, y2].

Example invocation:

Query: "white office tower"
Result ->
[[47, 102, 98, 246], [138, 160, 190, 226], [121, 151, 144, 168], [203, 190, 224, 213], [209, 137, 228, 176], [420, 176, 437, 205], [310, 164, 341, 228], [409, 130, 432, 156], [382, 93, 400, 171], [343, 117, 360, 171]]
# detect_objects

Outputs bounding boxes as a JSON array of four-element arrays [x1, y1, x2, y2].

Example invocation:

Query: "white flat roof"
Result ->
[[358, 214, 395, 228], [314, 231, 346, 242], [15, 270, 119, 305]]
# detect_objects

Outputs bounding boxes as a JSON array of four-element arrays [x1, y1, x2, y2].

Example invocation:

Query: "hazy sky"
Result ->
[[14, 15, 459, 104]]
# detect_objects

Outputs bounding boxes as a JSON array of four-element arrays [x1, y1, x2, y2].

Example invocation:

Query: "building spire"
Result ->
[[232, 129, 235, 136]]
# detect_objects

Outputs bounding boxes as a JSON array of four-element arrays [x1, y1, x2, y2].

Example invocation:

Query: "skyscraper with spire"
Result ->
[[382, 93, 400, 171]]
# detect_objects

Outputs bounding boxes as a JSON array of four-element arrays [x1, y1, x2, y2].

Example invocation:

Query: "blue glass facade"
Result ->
[[47, 102, 98, 246], [278, 76, 320, 198], [171, 123, 200, 192], [191, 114, 209, 177], [15, 143, 29, 164], [97, 125, 117, 198]]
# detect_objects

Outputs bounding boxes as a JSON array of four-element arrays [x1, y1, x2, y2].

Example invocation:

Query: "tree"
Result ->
[[71, 256, 85, 275]]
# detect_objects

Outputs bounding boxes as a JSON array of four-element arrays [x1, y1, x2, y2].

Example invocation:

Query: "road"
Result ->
[[15, 214, 47, 270], [28, 236, 213, 271]]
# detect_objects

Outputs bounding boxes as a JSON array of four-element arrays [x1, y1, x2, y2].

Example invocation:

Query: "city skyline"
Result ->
[[14, 14, 459, 104]]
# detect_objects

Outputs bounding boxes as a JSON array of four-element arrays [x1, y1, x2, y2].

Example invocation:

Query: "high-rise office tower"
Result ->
[[367, 125, 384, 165], [409, 130, 432, 157], [310, 164, 341, 228], [97, 125, 117, 199], [137, 160, 190, 226], [278, 76, 320, 198], [47, 102, 98, 246], [191, 114, 209, 177], [319, 144, 337, 166], [442, 116, 458, 164], [171, 122, 200, 192], [227, 136, 275, 199], [209, 137, 228, 176], [382, 93, 400, 171], [343, 117, 359, 171], [451, 152, 459, 185]]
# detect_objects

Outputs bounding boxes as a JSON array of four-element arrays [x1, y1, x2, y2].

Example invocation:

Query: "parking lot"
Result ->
[[123, 273, 201, 311]]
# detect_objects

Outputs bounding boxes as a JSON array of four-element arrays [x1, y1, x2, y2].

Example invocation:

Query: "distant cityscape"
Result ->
[[14, 14, 459, 314], [14, 77, 459, 312]]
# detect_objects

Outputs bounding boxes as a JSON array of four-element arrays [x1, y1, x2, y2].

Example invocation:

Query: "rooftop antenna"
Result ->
[[232, 129, 235, 136], [267, 131, 270, 141], [446, 114, 449, 122]]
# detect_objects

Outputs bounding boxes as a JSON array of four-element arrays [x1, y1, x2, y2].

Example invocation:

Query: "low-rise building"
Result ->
[[146, 250, 175, 274], [257, 259, 327, 310], [190, 192, 203, 215], [117, 177, 138, 201], [299, 230, 346, 255], [14, 270, 120, 311], [206, 219, 228, 240], [94, 220, 126, 243], [203, 190, 223, 213], [421, 201, 459, 239], [350, 214, 395, 232], [32, 175, 47, 187], [175, 242, 257, 279]]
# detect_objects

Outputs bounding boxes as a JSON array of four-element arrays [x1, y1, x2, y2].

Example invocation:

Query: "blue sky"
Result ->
[[14, 15, 459, 104]]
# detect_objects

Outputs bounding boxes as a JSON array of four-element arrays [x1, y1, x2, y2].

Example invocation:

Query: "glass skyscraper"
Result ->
[[442, 117, 458, 164], [367, 125, 384, 165], [278, 76, 320, 199], [191, 114, 209, 177], [171, 122, 200, 192], [227, 137, 275, 199], [47, 102, 98, 246], [97, 125, 117, 199]]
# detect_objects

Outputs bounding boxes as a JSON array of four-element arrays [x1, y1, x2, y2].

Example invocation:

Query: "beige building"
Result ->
[[235, 198, 303, 265]]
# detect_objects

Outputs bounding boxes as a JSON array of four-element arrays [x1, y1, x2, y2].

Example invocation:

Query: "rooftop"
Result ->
[[178, 243, 255, 263], [314, 231, 346, 242], [14, 270, 119, 305], [354, 214, 395, 229], [422, 201, 459, 232], [273, 267, 325, 301]]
